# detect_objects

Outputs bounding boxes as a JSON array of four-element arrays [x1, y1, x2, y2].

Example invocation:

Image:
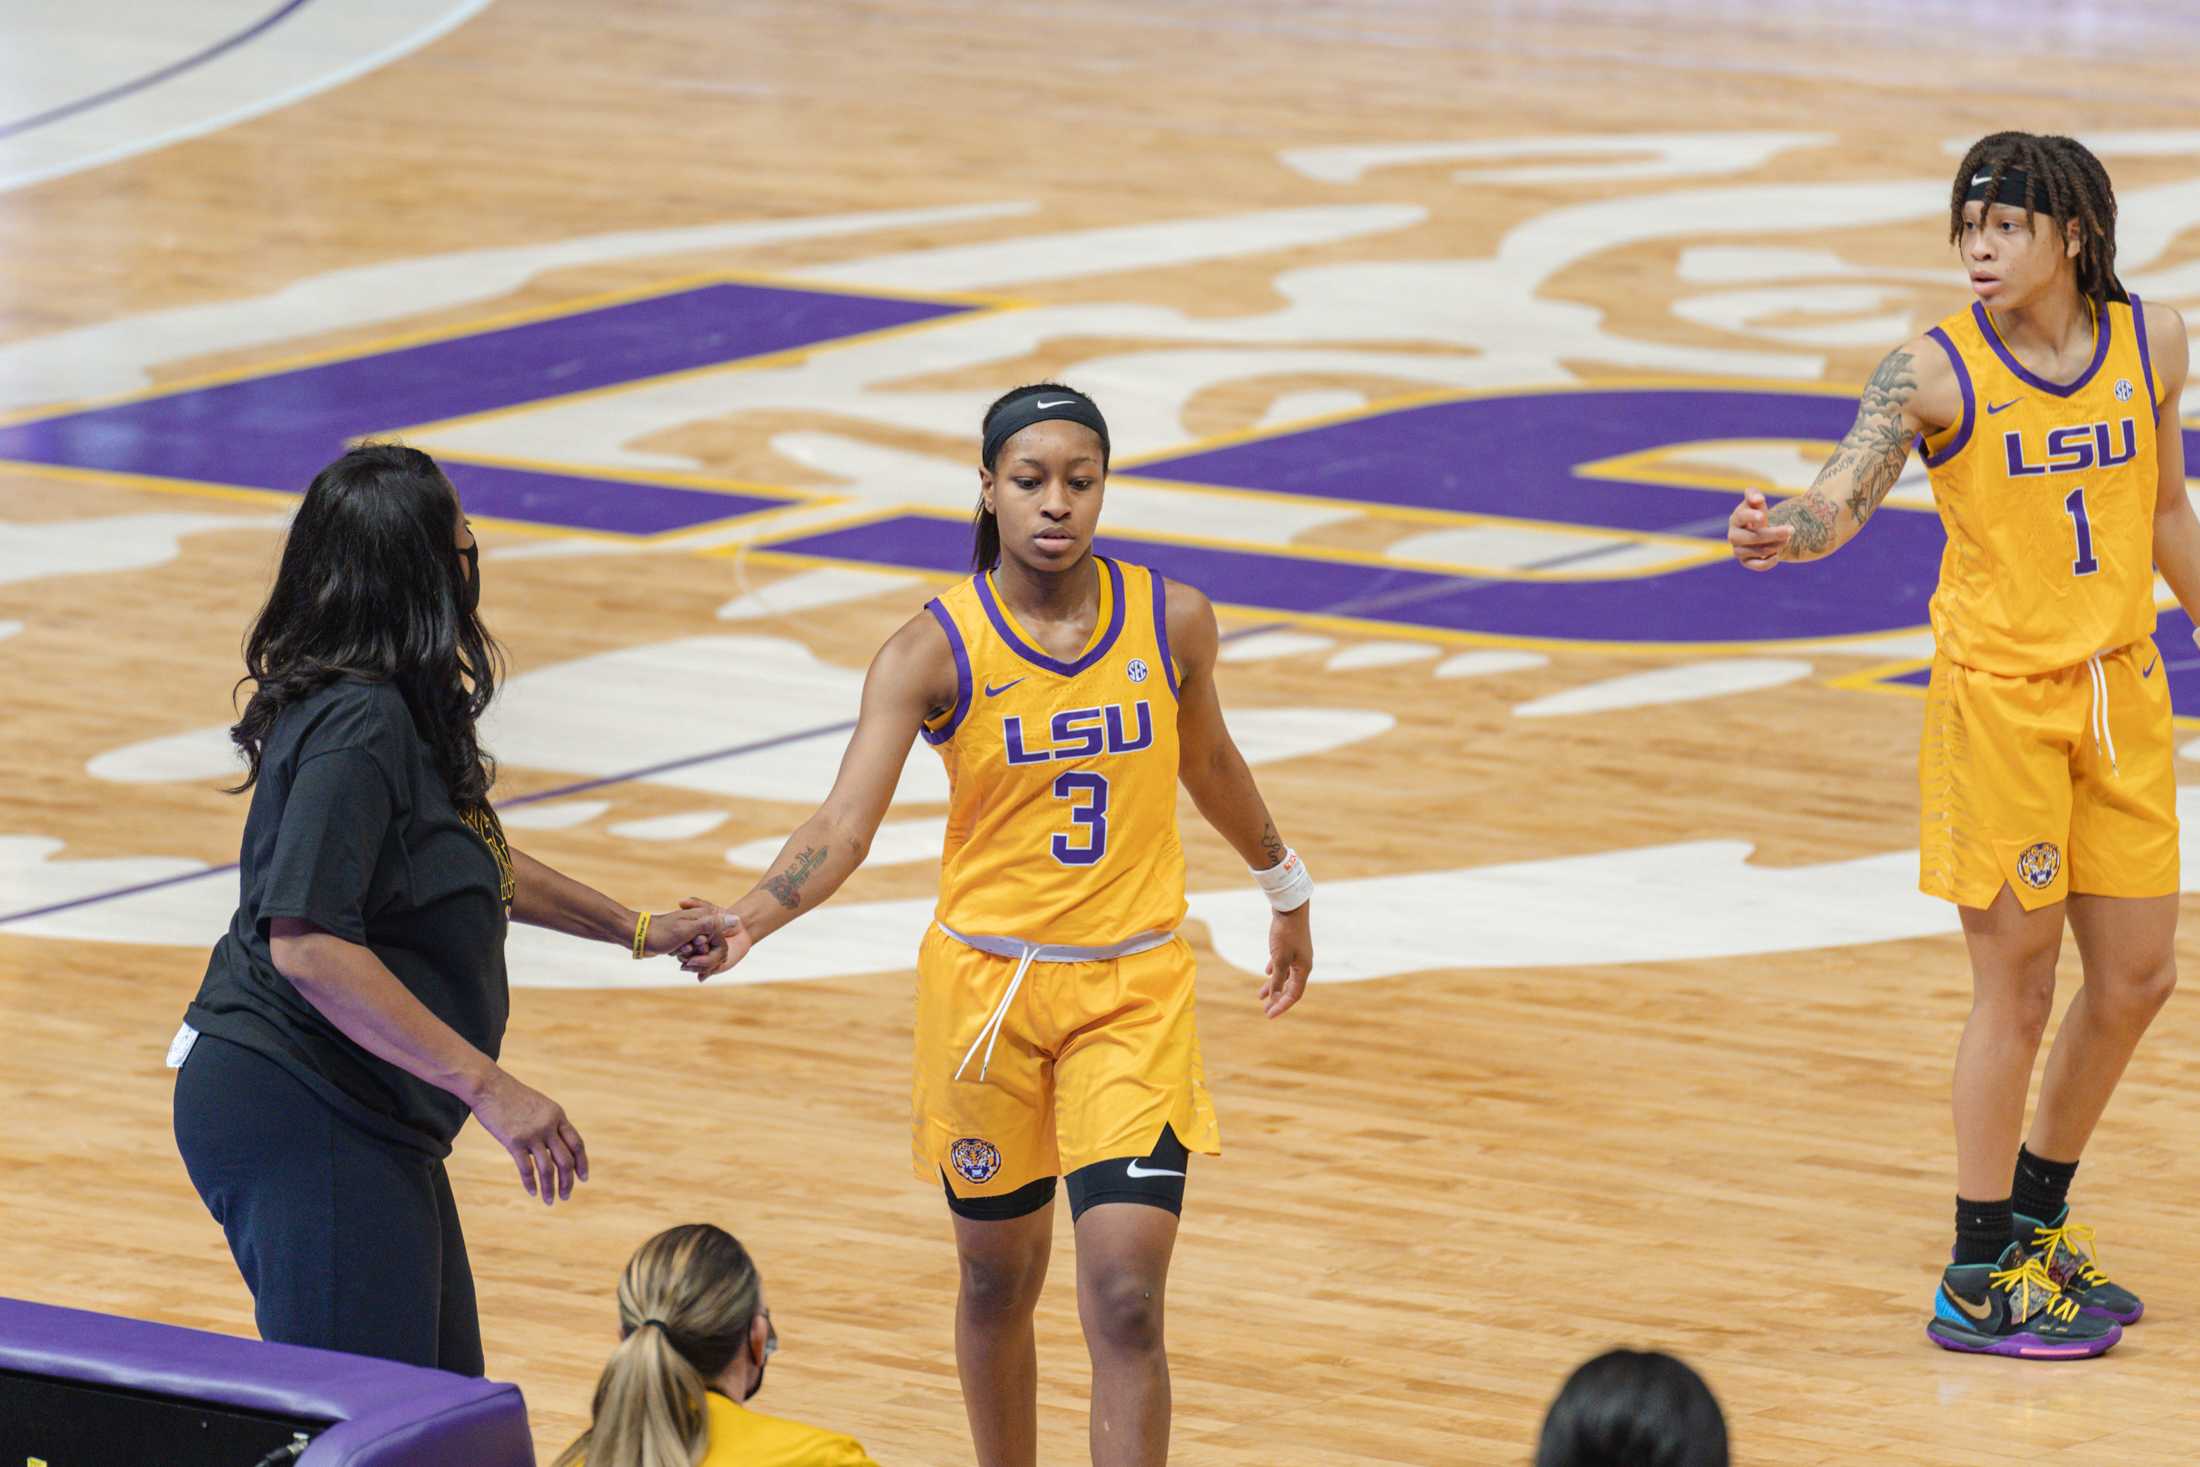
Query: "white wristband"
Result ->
[[1252, 848, 1312, 913]]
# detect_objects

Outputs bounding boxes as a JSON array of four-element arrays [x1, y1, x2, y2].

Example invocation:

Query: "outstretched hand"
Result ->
[[1728, 489, 1791, 571], [673, 897, 752, 980], [1260, 903, 1312, 1018]]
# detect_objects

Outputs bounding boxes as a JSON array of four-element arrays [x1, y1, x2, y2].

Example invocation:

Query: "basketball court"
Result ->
[[7, 2, 2200, 1459]]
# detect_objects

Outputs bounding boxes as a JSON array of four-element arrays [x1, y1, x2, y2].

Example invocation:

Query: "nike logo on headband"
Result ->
[[1035, 398, 1078, 409]]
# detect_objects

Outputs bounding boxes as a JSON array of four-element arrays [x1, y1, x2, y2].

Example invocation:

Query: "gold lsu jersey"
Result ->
[[1918, 294, 2162, 677], [920, 556, 1187, 946]]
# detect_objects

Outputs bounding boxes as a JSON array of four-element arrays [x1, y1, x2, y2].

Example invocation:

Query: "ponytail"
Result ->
[[554, 1325, 709, 1467], [971, 502, 1002, 573], [557, 1225, 763, 1467]]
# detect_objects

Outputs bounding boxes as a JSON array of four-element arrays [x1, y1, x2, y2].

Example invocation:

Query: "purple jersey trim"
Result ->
[[921, 597, 973, 745], [1148, 566, 1179, 698], [2130, 293, 2157, 408], [1972, 300, 2110, 399], [976, 556, 1127, 678], [1922, 326, 1975, 468]]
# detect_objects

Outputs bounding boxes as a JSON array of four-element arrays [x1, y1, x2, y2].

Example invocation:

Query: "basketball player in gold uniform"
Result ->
[[683, 384, 1313, 1464], [1729, 133, 2192, 1357]]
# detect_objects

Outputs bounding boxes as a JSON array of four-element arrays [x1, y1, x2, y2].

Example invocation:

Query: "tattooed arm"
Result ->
[[683, 611, 954, 977], [1729, 340, 1957, 568]]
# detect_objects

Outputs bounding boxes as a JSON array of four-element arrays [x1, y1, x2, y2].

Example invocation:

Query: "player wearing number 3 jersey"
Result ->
[[684, 383, 1313, 1466], [1729, 133, 2196, 1361]]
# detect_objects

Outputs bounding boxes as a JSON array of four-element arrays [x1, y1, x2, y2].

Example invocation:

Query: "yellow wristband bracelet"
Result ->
[[631, 910, 651, 960]]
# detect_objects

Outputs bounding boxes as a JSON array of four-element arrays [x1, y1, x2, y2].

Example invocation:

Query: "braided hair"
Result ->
[[1950, 132, 2126, 307]]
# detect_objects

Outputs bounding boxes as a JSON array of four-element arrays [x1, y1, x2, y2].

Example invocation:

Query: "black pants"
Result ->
[[172, 1033, 482, 1375]]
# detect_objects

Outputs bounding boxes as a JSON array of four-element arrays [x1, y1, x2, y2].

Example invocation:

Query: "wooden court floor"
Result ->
[[8, 2, 2200, 1462]]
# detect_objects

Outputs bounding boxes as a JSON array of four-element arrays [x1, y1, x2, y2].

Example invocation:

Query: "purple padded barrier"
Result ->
[[0, 1296, 534, 1467]]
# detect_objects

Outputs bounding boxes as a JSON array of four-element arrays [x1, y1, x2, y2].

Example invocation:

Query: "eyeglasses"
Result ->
[[762, 1308, 778, 1358]]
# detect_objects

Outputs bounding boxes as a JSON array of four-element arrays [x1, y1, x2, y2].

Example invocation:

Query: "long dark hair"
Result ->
[[972, 381, 1108, 571], [1535, 1349, 1728, 1467], [1950, 132, 2125, 308], [229, 444, 502, 807]]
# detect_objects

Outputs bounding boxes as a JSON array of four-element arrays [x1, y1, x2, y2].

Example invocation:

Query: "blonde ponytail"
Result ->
[[556, 1225, 763, 1467]]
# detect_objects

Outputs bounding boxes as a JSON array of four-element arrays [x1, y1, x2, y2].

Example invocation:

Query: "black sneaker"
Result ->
[[2018, 1207, 2144, 1325], [1926, 1243, 2121, 1359]]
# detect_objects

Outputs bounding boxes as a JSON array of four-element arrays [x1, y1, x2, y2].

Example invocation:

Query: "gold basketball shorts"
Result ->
[[1919, 636, 2179, 912], [912, 922, 1220, 1202]]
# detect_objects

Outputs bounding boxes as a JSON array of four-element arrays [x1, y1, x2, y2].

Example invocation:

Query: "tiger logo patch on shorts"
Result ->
[[950, 1137, 1002, 1183], [2017, 841, 2062, 890]]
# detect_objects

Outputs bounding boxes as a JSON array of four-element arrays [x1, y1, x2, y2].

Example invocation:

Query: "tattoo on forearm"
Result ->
[[1768, 491, 1839, 555], [764, 844, 826, 910], [1257, 819, 1287, 868], [1771, 348, 1918, 558]]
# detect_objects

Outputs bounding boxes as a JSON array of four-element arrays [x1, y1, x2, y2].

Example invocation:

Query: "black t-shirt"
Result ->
[[187, 678, 512, 1156]]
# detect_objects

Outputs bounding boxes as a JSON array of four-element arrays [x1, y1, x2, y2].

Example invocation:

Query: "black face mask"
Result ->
[[744, 1314, 778, 1402], [457, 540, 479, 615]]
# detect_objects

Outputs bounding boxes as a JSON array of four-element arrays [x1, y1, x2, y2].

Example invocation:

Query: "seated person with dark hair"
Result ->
[[1536, 1348, 1728, 1467]]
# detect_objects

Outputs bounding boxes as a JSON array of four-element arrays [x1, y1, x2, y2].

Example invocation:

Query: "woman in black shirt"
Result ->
[[173, 443, 733, 1374]]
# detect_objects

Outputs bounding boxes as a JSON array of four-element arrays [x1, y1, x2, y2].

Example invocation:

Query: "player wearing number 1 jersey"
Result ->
[[1728, 133, 2196, 1360], [685, 383, 1313, 1466]]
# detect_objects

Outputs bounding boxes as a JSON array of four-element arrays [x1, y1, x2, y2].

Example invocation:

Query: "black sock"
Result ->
[[2012, 1146, 2079, 1225], [1954, 1195, 2014, 1266]]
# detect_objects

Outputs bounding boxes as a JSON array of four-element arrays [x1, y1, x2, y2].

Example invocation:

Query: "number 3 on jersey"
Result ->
[[1051, 772, 1109, 866], [2065, 485, 2100, 577]]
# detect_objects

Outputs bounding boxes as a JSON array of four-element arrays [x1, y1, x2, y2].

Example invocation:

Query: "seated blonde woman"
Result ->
[[558, 1224, 878, 1467]]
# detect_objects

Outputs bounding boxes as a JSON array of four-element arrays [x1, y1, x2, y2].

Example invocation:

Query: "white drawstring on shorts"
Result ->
[[2086, 653, 2120, 776], [937, 922, 1177, 1082]]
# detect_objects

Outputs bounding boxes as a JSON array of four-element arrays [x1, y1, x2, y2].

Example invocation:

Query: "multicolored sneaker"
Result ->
[[1927, 1244, 2121, 1358], [2019, 1207, 2144, 1325]]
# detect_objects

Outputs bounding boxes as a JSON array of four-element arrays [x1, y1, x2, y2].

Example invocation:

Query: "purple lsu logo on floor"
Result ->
[[11, 277, 2197, 675]]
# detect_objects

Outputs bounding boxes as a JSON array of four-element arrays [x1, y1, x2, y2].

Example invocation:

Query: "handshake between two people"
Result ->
[[648, 897, 750, 981]]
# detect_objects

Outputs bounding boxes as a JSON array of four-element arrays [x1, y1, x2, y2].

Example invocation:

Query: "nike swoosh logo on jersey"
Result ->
[[1125, 1159, 1186, 1179], [1035, 398, 1077, 409], [984, 677, 1026, 697], [1987, 399, 2020, 414], [1944, 1284, 1995, 1323], [2143, 656, 2158, 678]]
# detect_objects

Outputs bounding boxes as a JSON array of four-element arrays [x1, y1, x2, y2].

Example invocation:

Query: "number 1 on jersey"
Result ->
[[1051, 771, 1109, 866], [2065, 485, 2100, 577]]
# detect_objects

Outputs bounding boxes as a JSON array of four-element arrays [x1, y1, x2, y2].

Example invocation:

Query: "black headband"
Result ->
[[982, 388, 1110, 471], [1967, 167, 2039, 209]]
